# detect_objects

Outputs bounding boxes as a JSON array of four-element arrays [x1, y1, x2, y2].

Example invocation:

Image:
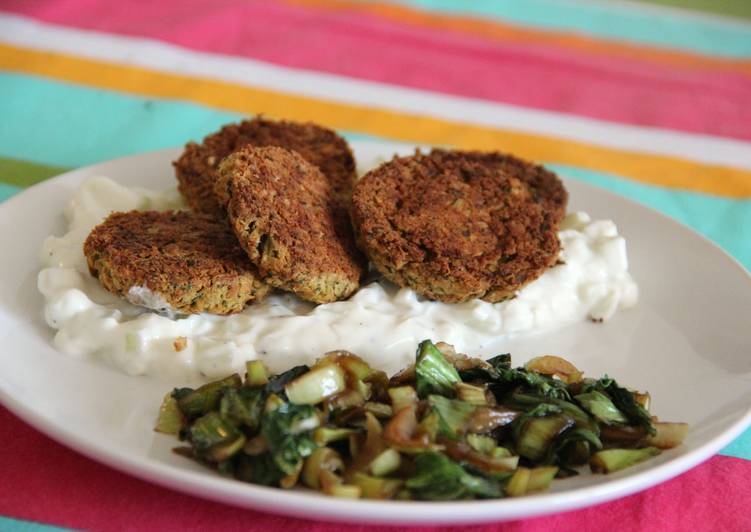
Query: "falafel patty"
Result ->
[[350, 149, 568, 303], [174, 117, 356, 218], [214, 146, 366, 304], [83, 210, 270, 315]]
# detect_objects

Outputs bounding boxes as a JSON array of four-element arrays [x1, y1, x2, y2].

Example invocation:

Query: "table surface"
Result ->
[[1, 1, 750, 530]]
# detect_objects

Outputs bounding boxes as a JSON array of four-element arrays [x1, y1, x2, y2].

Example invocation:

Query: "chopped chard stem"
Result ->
[[158, 340, 685, 500]]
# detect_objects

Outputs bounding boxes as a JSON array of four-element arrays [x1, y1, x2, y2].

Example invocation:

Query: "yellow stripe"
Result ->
[[1, 43, 749, 198], [289, 0, 751, 79]]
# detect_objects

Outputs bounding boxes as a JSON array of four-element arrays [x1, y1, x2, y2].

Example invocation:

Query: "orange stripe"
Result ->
[[287, 0, 751, 79], [1, 42, 749, 198]]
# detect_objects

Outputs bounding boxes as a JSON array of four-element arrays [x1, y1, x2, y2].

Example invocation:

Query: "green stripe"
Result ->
[[0, 516, 72, 532], [391, 0, 751, 57], [630, 0, 751, 21], [0, 157, 67, 187]]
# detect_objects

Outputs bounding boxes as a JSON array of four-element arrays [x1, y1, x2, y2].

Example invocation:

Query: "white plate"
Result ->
[[0, 143, 749, 525]]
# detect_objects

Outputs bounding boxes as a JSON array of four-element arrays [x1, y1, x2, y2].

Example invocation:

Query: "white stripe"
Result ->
[[1, 12, 750, 170]]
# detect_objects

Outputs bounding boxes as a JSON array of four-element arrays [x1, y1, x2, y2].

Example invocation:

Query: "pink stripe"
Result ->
[[3, 0, 751, 141], [1, 405, 750, 530], [4, 0, 751, 140], [3, 0, 751, 140]]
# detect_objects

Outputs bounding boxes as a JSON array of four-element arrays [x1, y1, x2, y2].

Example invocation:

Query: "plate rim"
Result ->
[[1, 145, 750, 525]]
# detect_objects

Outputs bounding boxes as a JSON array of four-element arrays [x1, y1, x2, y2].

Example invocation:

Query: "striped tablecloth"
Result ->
[[1, 1, 750, 530]]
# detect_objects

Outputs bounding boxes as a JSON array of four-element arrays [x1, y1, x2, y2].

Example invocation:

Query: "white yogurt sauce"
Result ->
[[38, 177, 638, 380]]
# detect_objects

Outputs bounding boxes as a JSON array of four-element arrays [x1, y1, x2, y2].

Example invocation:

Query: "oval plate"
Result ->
[[0, 142, 749, 525]]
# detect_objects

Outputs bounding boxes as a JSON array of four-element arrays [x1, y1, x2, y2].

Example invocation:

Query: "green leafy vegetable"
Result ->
[[186, 411, 246, 462], [160, 339, 684, 501], [496, 367, 570, 400], [415, 340, 461, 398], [585, 378, 656, 435], [406, 452, 503, 500], [175, 374, 242, 419], [261, 402, 319, 475], [235, 453, 285, 487], [461, 353, 570, 400], [427, 394, 476, 440], [509, 393, 596, 432], [219, 386, 265, 432], [486, 353, 512, 370], [575, 390, 628, 425]]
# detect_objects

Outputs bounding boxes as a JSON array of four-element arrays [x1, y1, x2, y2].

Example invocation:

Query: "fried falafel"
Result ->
[[83, 210, 270, 315], [214, 146, 366, 304], [174, 117, 356, 218], [350, 149, 567, 303]]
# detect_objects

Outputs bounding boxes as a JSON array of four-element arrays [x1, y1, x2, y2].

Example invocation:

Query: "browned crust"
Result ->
[[83, 210, 270, 315], [350, 149, 568, 303], [214, 146, 366, 303], [173, 117, 356, 218]]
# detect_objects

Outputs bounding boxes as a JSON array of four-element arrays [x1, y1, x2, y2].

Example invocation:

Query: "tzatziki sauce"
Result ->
[[38, 177, 638, 380]]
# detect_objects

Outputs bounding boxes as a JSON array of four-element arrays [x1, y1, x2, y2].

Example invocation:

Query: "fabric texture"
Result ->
[[0, 0, 749, 529]]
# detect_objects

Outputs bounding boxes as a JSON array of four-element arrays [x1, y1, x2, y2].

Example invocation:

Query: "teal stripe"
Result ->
[[548, 164, 751, 271], [0, 71, 392, 193], [720, 428, 751, 460], [391, 0, 751, 58], [0, 182, 21, 202], [0, 516, 71, 532], [0, 72, 388, 168], [0, 73, 243, 168]]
